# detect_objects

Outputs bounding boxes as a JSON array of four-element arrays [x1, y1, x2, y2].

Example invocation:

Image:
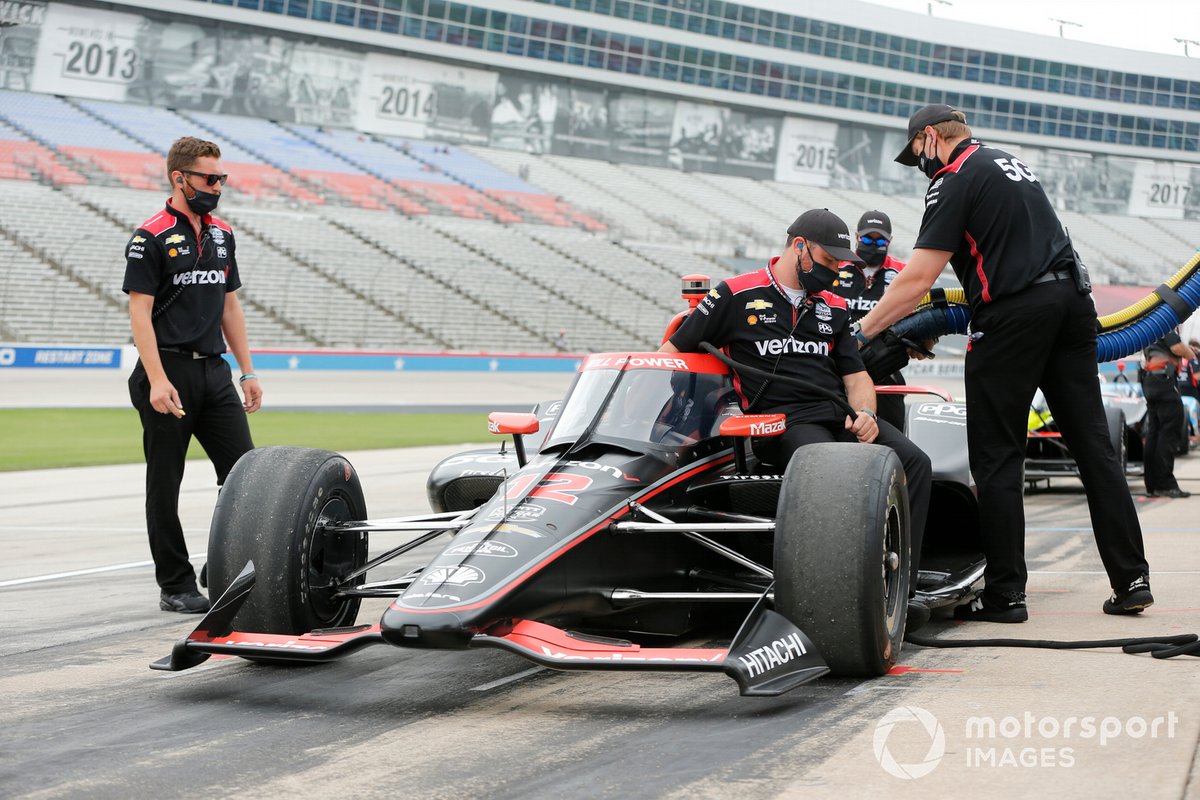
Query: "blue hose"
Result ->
[[892, 271, 1200, 363]]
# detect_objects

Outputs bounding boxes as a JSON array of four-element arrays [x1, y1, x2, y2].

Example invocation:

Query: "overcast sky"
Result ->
[[862, 0, 1200, 57]]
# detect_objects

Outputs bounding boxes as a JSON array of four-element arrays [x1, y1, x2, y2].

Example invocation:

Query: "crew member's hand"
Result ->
[[150, 379, 185, 418], [907, 338, 938, 360], [846, 411, 879, 443], [240, 377, 262, 414]]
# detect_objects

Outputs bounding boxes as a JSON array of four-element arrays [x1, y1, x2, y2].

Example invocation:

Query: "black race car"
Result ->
[[153, 352, 985, 696]]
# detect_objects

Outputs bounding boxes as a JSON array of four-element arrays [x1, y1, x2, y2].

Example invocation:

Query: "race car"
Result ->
[[153, 350, 985, 696], [1025, 380, 1141, 485]]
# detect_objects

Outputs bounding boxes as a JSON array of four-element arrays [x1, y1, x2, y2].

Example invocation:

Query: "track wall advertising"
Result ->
[[1128, 161, 1194, 219], [774, 117, 839, 188], [30, 3, 141, 101], [359, 52, 494, 142]]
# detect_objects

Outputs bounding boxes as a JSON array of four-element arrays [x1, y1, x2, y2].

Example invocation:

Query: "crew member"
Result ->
[[856, 104, 1152, 620], [833, 210, 908, 430], [660, 209, 932, 623], [1141, 331, 1195, 498], [123, 136, 262, 614]]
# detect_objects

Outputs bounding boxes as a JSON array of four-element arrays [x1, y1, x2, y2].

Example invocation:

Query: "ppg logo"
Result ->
[[0, 348, 15, 367], [916, 403, 966, 417]]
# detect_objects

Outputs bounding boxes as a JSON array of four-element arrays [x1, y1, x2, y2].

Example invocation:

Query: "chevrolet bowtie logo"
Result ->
[[744, 299, 774, 311]]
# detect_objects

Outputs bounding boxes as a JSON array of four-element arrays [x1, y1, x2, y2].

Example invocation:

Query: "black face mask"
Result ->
[[185, 187, 221, 216], [798, 261, 838, 295], [917, 136, 944, 180], [857, 246, 887, 268]]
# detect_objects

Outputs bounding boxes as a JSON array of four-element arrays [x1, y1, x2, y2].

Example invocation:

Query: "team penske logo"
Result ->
[[745, 299, 773, 311], [165, 234, 186, 245], [754, 338, 830, 357], [172, 269, 228, 286]]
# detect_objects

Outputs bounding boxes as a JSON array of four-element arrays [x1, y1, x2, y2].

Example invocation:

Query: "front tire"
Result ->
[[773, 443, 909, 677], [207, 447, 368, 635]]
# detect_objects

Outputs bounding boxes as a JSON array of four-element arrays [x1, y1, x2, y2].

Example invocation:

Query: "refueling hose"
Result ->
[[890, 250, 1200, 362], [907, 632, 1200, 659]]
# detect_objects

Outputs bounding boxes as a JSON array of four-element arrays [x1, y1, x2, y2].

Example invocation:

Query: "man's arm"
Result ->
[[1170, 341, 1196, 361], [129, 292, 184, 418], [857, 248, 953, 339], [659, 340, 679, 353], [222, 291, 262, 413], [843, 370, 879, 443]]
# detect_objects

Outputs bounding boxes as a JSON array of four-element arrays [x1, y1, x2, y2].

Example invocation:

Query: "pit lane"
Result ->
[[1, 374, 1198, 798]]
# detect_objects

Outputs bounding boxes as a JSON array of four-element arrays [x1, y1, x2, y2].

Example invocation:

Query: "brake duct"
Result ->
[[877, 250, 1200, 364]]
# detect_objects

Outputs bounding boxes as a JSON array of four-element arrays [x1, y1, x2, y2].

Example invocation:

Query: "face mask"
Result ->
[[185, 187, 220, 216], [918, 134, 944, 180], [857, 246, 887, 268], [797, 260, 838, 295]]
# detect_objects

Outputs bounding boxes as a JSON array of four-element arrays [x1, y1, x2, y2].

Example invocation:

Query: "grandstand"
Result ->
[[0, 0, 1196, 353]]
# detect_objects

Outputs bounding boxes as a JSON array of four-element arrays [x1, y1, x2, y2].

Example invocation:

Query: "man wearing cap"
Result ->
[[855, 104, 1152, 622], [832, 210, 909, 430], [661, 209, 932, 624]]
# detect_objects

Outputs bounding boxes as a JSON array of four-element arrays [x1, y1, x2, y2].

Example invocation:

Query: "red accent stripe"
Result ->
[[965, 231, 991, 303], [393, 454, 736, 615], [140, 210, 177, 236], [725, 267, 772, 294], [495, 619, 727, 663], [934, 143, 979, 177]]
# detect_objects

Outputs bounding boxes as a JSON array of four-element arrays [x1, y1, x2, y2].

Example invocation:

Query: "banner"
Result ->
[[30, 2, 142, 101], [667, 101, 724, 171], [775, 117, 839, 187], [607, 92, 675, 167], [359, 52, 495, 142], [1127, 160, 1193, 219], [0, 0, 44, 91], [717, 109, 778, 179]]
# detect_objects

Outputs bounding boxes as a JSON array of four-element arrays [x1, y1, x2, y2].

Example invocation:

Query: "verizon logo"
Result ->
[[172, 269, 227, 286], [845, 297, 879, 310], [754, 338, 830, 356]]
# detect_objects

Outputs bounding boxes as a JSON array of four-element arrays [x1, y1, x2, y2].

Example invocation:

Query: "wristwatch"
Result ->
[[859, 408, 878, 420], [850, 321, 870, 346]]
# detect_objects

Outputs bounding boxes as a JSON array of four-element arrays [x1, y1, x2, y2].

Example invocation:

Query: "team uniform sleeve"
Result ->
[[225, 230, 242, 293], [669, 282, 733, 352], [832, 316, 866, 376], [121, 229, 163, 296], [913, 173, 971, 253]]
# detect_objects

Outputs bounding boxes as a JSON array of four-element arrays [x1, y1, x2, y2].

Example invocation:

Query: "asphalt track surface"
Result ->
[[2, 374, 1199, 798]]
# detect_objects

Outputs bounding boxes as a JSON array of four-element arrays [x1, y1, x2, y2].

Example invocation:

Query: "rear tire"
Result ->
[[208, 447, 368, 636], [774, 443, 909, 677]]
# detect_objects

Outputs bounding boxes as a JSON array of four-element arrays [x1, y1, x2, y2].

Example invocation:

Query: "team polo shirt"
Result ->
[[669, 261, 864, 423], [913, 138, 1073, 310], [832, 254, 907, 324], [122, 199, 241, 356]]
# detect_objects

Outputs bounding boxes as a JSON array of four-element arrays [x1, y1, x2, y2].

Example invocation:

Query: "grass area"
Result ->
[[0, 408, 488, 472]]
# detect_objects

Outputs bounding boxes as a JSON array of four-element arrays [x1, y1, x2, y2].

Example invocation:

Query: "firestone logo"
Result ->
[[873, 706, 946, 779]]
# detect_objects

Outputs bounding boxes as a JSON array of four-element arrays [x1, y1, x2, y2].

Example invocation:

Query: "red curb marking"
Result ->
[[887, 665, 965, 675]]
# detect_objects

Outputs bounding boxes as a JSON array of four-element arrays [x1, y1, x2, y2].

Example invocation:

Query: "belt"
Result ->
[[1031, 269, 1072, 286], [160, 346, 216, 359]]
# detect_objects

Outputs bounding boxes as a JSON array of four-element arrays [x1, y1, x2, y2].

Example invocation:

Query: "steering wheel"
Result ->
[[699, 343, 857, 419]]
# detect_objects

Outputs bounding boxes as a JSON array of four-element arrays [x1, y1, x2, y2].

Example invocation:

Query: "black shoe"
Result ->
[[954, 591, 1028, 623], [1103, 576, 1154, 615], [160, 590, 211, 614], [1148, 488, 1190, 498], [906, 598, 931, 634]]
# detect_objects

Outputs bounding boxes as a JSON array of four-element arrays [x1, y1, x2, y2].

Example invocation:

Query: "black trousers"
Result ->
[[129, 353, 253, 594], [966, 279, 1147, 597], [1141, 375, 1184, 493], [755, 418, 931, 590], [875, 371, 907, 432]]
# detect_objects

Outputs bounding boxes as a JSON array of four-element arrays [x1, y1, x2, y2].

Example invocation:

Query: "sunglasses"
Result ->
[[859, 235, 890, 246], [182, 169, 229, 187]]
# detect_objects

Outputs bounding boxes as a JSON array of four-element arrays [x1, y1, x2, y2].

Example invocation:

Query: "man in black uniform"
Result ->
[[833, 210, 908, 430], [124, 136, 262, 614], [857, 104, 1152, 620], [1140, 331, 1195, 497], [660, 209, 932, 615]]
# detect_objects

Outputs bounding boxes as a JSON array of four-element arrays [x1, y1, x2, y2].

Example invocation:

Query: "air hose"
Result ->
[[906, 632, 1200, 660], [886, 249, 1200, 363]]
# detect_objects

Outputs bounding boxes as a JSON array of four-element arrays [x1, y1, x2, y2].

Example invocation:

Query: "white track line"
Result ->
[[0, 559, 157, 587], [470, 666, 545, 692]]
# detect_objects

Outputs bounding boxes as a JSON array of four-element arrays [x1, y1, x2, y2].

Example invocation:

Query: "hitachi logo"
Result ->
[[172, 269, 227, 286], [754, 338, 830, 357], [738, 632, 808, 677], [846, 296, 878, 311]]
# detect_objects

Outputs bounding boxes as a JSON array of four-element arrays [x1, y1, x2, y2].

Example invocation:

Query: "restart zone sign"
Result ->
[[0, 346, 120, 368]]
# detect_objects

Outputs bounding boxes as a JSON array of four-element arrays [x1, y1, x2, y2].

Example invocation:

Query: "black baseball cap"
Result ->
[[787, 208, 863, 264], [895, 103, 963, 166], [856, 210, 892, 237]]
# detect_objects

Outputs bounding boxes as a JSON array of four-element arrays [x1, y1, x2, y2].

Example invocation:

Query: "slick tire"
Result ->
[[208, 447, 368, 637], [1106, 407, 1128, 474], [774, 443, 909, 677]]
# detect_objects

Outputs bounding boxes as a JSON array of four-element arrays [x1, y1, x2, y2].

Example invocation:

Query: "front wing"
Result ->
[[151, 562, 828, 696]]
